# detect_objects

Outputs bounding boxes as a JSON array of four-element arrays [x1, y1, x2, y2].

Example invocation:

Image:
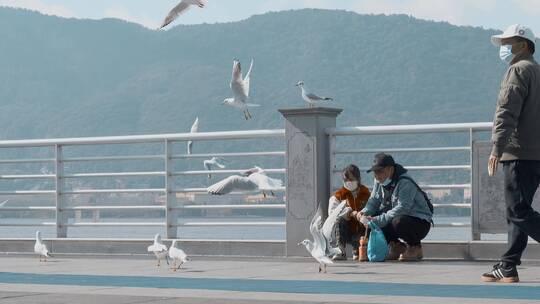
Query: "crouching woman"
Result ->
[[359, 153, 433, 261], [329, 164, 371, 261]]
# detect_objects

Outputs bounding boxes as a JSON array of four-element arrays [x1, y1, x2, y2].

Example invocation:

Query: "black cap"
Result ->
[[367, 153, 395, 173]]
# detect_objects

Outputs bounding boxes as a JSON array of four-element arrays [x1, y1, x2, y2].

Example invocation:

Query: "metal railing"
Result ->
[[0, 129, 286, 238], [327, 122, 493, 233]]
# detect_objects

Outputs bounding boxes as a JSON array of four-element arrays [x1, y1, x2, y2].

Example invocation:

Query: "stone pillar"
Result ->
[[278, 107, 343, 256]]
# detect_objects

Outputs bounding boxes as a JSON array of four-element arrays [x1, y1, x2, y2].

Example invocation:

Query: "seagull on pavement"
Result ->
[[223, 59, 259, 120], [187, 117, 199, 155], [207, 166, 282, 198], [168, 240, 189, 271], [203, 157, 226, 179], [298, 207, 342, 273], [295, 81, 333, 108], [159, 0, 206, 29], [34, 231, 51, 262], [147, 233, 169, 267]]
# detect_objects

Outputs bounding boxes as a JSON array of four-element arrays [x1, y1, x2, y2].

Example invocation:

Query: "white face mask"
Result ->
[[344, 181, 358, 191], [499, 44, 515, 64]]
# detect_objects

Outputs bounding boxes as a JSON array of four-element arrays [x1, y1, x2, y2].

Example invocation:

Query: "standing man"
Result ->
[[483, 24, 540, 283]]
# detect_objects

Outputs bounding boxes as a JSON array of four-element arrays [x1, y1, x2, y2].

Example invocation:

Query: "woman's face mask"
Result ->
[[343, 180, 358, 191]]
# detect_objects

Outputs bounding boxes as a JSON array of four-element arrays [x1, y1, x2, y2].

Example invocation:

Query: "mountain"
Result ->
[[0, 7, 529, 141]]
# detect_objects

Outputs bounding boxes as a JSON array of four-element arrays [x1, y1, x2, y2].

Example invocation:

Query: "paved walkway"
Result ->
[[0, 256, 539, 303]]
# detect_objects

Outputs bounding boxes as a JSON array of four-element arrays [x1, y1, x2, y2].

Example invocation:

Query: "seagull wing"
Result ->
[[203, 160, 212, 171], [190, 117, 199, 133], [148, 243, 167, 252], [231, 60, 248, 101], [322, 201, 346, 240], [207, 175, 257, 195], [309, 214, 326, 258], [306, 93, 330, 101], [160, 1, 191, 29], [242, 59, 254, 97], [248, 172, 283, 191]]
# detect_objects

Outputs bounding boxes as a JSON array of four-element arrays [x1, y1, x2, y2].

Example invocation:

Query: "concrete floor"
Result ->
[[0, 256, 539, 303]]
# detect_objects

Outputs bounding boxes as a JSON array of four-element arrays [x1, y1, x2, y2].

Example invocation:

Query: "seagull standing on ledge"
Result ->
[[147, 233, 169, 267], [187, 117, 199, 155], [295, 81, 333, 108], [223, 59, 259, 120], [159, 0, 206, 29], [34, 231, 51, 262]]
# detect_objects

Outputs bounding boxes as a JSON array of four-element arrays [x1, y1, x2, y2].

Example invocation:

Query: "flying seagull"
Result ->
[[223, 59, 259, 120], [295, 81, 333, 108], [203, 157, 226, 179], [168, 240, 189, 271], [187, 117, 199, 155], [147, 233, 169, 267], [159, 0, 206, 29], [34, 231, 51, 262], [207, 166, 282, 198], [298, 206, 342, 273], [321, 201, 351, 244]]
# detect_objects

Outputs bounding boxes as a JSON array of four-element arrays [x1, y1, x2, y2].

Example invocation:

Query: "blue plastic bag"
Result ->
[[367, 221, 389, 262]]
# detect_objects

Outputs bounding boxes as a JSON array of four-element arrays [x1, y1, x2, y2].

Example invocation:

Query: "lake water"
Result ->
[[0, 216, 507, 241]]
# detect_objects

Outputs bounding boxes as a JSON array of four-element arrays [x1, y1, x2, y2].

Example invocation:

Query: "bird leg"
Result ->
[[262, 191, 267, 198], [270, 191, 275, 197], [324, 264, 327, 273], [243, 111, 249, 120], [318, 264, 322, 273], [157, 259, 160, 267], [246, 109, 253, 119], [165, 255, 170, 266]]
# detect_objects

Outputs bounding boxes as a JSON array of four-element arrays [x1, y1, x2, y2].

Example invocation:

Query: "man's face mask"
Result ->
[[499, 44, 515, 64]]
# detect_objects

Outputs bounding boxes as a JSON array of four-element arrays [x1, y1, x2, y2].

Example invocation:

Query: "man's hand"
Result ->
[[488, 154, 499, 177]]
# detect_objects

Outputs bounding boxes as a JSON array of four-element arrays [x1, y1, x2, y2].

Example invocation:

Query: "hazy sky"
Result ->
[[1, 0, 540, 34]]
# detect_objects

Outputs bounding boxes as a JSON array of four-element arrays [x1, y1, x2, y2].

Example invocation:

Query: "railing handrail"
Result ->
[[0, 129, 285, 147], [327, 122, 492, 136]]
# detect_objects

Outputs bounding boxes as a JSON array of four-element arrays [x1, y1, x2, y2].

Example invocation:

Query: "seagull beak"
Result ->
[[297, 242, 302, 246]]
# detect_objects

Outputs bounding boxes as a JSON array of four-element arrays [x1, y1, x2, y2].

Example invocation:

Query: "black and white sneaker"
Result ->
[[481, 262, 519, 283]]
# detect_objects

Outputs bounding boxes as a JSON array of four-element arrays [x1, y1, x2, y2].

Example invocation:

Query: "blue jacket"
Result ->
[[360, 173, 433, 228]]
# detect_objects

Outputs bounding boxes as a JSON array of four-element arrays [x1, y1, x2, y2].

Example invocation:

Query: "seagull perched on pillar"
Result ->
[[223, 59, 259, 120], [295, 81, 333, 108]]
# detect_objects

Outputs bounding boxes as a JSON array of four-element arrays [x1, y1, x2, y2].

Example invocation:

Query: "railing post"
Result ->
[[55, 144, 67, 238], [279, 107, 343, 256], [165, 139, 177, 238], [469, 129, 481, 241]]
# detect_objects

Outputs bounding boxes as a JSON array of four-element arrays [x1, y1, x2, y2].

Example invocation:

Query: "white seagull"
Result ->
[[298, 208, 342, 273], [203, 157, 226, 179], [159, 0, 206, 29], [147, 233, 169, 267], [223, 59, 259, 120], [187, 117, 199, 155], [295, 81, 333, 108], [34, 231, 51, 262], [321, 201, 351, 243], [168, 240, 189, 271], [207, 166, 282, 198]]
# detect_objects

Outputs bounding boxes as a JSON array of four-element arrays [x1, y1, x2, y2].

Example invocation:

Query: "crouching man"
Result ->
[[359, 153, 433, 261], [329, 164, 371, 260]]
